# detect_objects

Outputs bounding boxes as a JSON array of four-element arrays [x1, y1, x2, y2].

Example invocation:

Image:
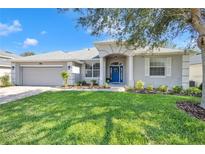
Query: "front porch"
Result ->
[[94, 40, 135, 87], [99, 54, 134, 88]]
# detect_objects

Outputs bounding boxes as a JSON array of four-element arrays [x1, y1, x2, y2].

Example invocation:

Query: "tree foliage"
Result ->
[[69, 8, 204, 49], [20, 51, 35, 57]]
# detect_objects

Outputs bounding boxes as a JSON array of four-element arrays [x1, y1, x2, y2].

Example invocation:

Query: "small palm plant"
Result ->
[[61, 71, 69, 87]]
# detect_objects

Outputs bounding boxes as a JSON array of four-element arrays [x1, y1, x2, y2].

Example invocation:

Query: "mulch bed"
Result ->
[[61, 85, 110, 89], [177, 101, 205, 121]]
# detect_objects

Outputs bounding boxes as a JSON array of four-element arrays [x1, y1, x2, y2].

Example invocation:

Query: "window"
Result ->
[[150, 58, 165, 76], [93, 63, 100, 77], [85, 64, 92, 77], [85, 63, 100, 77]]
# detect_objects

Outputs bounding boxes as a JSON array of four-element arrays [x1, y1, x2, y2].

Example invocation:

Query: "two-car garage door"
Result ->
[[22, 66, 64, 86]]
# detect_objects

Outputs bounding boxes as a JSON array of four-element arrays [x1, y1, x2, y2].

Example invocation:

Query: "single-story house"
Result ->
[[0, 50, 20, 77], [11, 40, 191, 88], [189, 54, 202, 86]]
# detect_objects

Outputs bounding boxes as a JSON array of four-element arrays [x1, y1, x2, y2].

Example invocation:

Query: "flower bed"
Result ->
[[125, 80, 202, 97]]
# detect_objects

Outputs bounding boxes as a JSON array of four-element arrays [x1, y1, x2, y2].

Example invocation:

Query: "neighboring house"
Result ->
[[189, 54, 202, 86], [0, 50, 20, 77], [11, 40, 191, 88]]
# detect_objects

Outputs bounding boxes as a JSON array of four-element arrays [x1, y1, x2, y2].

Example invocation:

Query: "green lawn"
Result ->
[[0, 91, 204, 144]]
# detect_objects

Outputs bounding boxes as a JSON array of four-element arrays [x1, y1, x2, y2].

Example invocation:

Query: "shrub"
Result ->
[[135, 80, 144, 90], [184, 87, 202, 96], [158, 85, 168, 93], [82, 80, 87, 86], [199, 83, 202, 90], [90, 79, 97, 86], [76, 81, 82, 86], [61, 71, 69, 87], [146, 84, 153, 92], [104, 82, 109, 88], [106, 78, 110, 83], [0, 74, 11, 87], [172, 85, 183, 94]]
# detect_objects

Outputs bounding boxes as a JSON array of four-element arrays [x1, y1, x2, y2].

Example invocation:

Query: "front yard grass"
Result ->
[[0, 91, 204, 144]]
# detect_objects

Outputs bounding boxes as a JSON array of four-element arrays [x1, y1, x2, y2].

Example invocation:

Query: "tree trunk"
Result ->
[[200, 48, 205, 108], [190, 9, 205, 108]]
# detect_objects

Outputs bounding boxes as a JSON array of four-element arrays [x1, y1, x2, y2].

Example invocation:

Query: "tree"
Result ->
[[61, 71, 69, 87], [20, 51, 35, 57], [64, 8, 205, 108]]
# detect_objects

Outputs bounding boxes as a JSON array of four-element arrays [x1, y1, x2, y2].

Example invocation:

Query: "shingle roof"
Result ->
[[12, 43, 191, 63], [0, 50, 20, 59], [190, 54, 202, 65], [0, 50, 20, 67], [12, 48, 99, 62]]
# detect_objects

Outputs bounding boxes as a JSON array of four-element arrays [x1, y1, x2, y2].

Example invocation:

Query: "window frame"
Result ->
[[93, 63, 100, 77], [149, 58, 166, 77], [85, 63, 93, 77], [85, 62, 100, 78]]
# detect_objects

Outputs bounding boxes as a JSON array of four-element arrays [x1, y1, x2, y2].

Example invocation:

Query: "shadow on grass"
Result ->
[[0, 91, 204, 144]]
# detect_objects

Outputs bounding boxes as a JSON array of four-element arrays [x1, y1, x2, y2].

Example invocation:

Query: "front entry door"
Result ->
[[111, 66, 119, 82]]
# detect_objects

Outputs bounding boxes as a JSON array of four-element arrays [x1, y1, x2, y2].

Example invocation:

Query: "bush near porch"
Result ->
[[0, 91, 205, 144], [127, 80, 202, 97]]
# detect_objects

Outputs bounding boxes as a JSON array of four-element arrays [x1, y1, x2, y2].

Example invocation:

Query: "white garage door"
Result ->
[[22, 66, 64, 86]]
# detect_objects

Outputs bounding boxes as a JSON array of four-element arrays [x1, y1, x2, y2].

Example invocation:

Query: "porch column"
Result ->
[[128, 56, 134, 87], [99, 57, 105, 86], [182, 55, 190, 89]]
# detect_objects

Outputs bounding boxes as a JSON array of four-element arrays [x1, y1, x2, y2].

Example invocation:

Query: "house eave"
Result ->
[[0, 65, 11, 68], [11, 58, 100, 63]]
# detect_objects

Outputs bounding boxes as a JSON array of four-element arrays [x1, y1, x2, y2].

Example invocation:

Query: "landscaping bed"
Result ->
[[125, 80, 202, 97], [61, 85, 110, 89], [177, 101, 205, 121]]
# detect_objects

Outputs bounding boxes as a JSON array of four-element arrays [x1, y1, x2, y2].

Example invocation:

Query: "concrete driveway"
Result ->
[[0, 86, 59, 105]]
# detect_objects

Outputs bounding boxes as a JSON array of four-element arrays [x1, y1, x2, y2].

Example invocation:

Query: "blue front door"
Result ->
[[111, 66, 119, 82]]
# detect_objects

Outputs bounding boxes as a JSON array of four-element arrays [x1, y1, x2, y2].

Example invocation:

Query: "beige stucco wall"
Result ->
[[12, 54, 185, 88], [189, 64, 202, 86], [0, 67, 11, 77], [133, 55, 183, 88]]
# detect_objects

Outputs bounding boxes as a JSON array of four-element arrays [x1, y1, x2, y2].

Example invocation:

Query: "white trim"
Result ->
[[0, 65, 11, 68], [20, 65, 63, 67], [0, 55, 14, 59], [149, 57, 167, 77], [166, 57, 172, 76], [149, 76, 166, 78], [145, 57, 150, 76], [92, 62, 94, 78], [128, 56, 134, 87], [99, 57, 104, 85]]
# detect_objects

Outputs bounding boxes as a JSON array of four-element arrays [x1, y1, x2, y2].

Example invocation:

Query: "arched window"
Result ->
[[110, 62, 123, 65]]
